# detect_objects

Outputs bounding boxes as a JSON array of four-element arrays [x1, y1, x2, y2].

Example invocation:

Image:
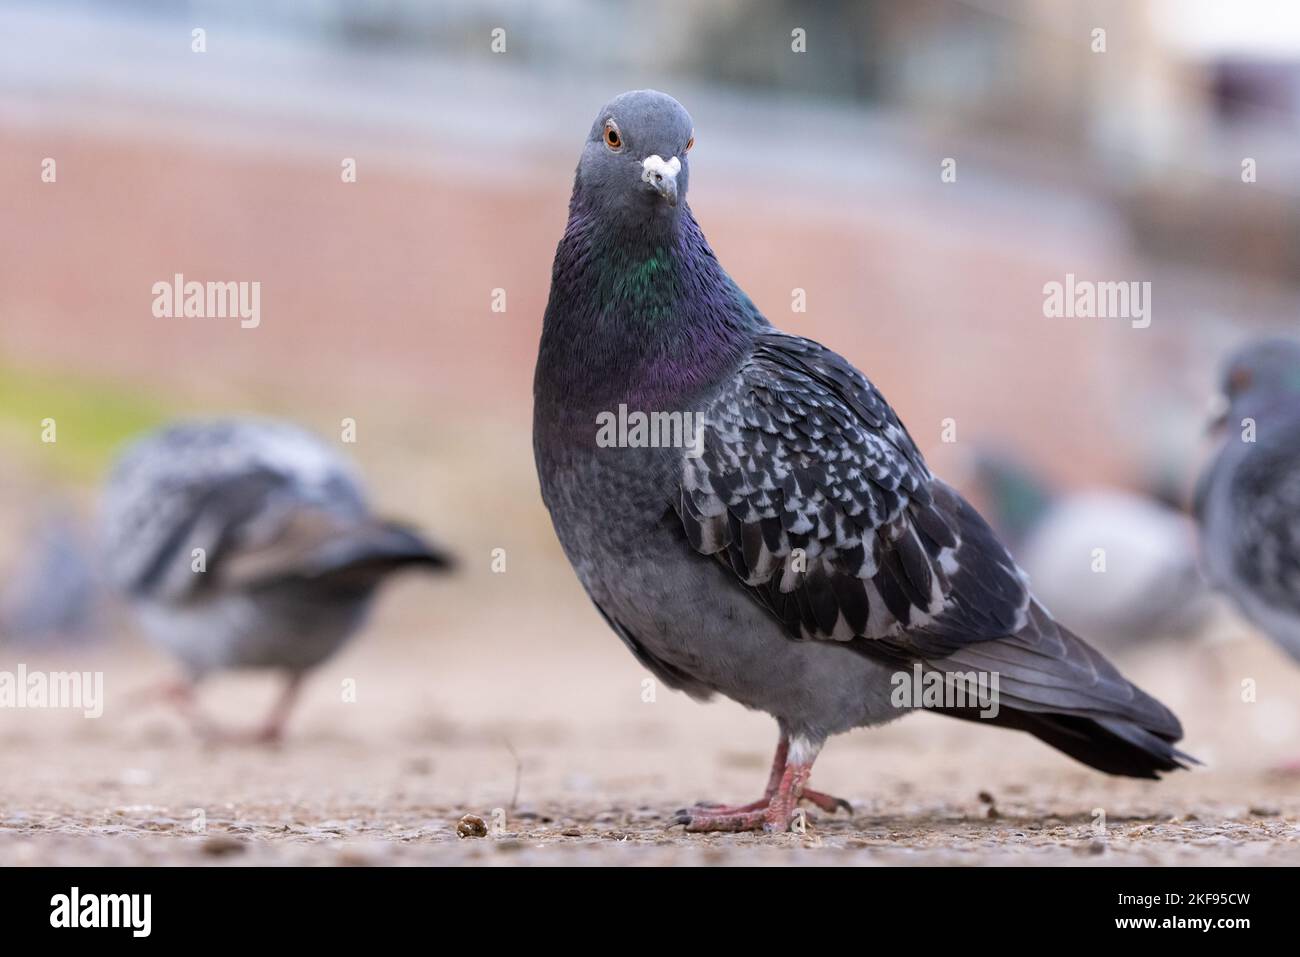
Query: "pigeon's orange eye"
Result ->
[[685, 134, 695, 153], [603, 122, 622, 151], [1228, 366, 1253, 395]]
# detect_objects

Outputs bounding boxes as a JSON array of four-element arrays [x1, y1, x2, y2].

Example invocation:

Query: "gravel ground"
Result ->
[[3, 587, 1299, 867]]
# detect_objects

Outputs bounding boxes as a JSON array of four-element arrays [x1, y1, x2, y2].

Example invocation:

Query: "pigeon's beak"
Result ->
[[641, 154, 680, 207], [1206, 392, 1230, 434]]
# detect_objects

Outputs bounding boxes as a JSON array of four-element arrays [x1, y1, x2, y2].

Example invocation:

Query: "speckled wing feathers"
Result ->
[[678, 332, 1031, 646], [1230, 439, 1300, 615]]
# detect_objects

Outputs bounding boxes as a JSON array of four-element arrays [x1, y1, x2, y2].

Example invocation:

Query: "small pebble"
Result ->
[[456, 814, 488, 839]]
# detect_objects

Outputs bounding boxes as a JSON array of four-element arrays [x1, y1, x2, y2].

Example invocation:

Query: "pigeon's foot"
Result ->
[[676, 762, 814, 833], [679, 787, 851, 818], [675, 730, 848, 831], [126, 677, 197, 712], [128, 677, 224, 739], [195, 673, 302, 747]]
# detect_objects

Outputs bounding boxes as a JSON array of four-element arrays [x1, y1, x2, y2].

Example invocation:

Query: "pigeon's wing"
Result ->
[[677, 331, 1031, 646], [1228, 434, 1300, 620], [112, 468, 355, 600], [102, 420, 369, 600], [675, 332, 1189, 774]]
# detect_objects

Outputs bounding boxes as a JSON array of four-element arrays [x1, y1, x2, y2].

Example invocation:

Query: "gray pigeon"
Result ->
[[1, 509, 104, 645], [101, 418, 453, 741], [1198, 338, 1300, 660], [533, 90, 1192, 832]]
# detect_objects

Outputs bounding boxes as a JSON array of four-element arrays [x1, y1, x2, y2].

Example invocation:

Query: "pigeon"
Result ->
[[101, 418, 453, 741], [969, 449, 1214, 650], [533, 90, 1193, 832], [1197, 338, 1300, 662], [1, 508, 104, 646]]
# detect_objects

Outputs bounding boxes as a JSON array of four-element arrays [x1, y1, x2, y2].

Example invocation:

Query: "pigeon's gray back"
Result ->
[[101, 419, 367, 599], [1200, 406, 1300, 659]]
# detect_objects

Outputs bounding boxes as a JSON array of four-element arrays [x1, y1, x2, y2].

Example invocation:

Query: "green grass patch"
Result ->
[[0, 365, 173, 484]]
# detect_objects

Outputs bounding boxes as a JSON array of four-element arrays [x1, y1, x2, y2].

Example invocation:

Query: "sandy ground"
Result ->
[[3, 574, 1300, 867]]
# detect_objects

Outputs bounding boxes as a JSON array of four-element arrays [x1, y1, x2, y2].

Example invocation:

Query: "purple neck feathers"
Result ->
[[535, 198, 764, 415]]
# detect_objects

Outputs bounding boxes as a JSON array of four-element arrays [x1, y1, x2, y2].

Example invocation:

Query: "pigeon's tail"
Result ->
[[306, 520, 456, 584], [940, 704, 1191, 778], [214, 508, 456, 593], [929, 602, 1196, 779]]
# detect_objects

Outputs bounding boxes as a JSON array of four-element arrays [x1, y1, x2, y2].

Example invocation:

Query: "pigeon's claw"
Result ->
[[802, 789, 853, 815]]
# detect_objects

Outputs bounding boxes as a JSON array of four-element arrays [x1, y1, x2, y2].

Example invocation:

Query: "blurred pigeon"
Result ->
[[533, 90, 1192, 832], [1, 508, 104, 645], [970, 450, 1213, 650], [1198, 338, 1300, 662], [101, 418, 453, 741]]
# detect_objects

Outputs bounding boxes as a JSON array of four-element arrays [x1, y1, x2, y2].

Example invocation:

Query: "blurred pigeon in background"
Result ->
[[968, 449, 1214, 651], [533, 90, 1192, 833], [1198, 338, 1300, 663], [101, 418, 454, 742], [0, 508, 104, 646]]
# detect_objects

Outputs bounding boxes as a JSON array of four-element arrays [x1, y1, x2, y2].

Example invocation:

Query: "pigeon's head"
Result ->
[[1211, 337, 1300, 428], [573, 90, 695, 226]]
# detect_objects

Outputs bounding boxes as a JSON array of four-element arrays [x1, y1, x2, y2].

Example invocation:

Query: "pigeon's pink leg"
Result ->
[[190, 673, 303, 746], [125, 677, 195, 712], [130, 673, 304, 745], [250, 672, 304, 744], [128, 678, 226, 738], [683, 735, 790, 816], [676, 734, 849, 833]]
